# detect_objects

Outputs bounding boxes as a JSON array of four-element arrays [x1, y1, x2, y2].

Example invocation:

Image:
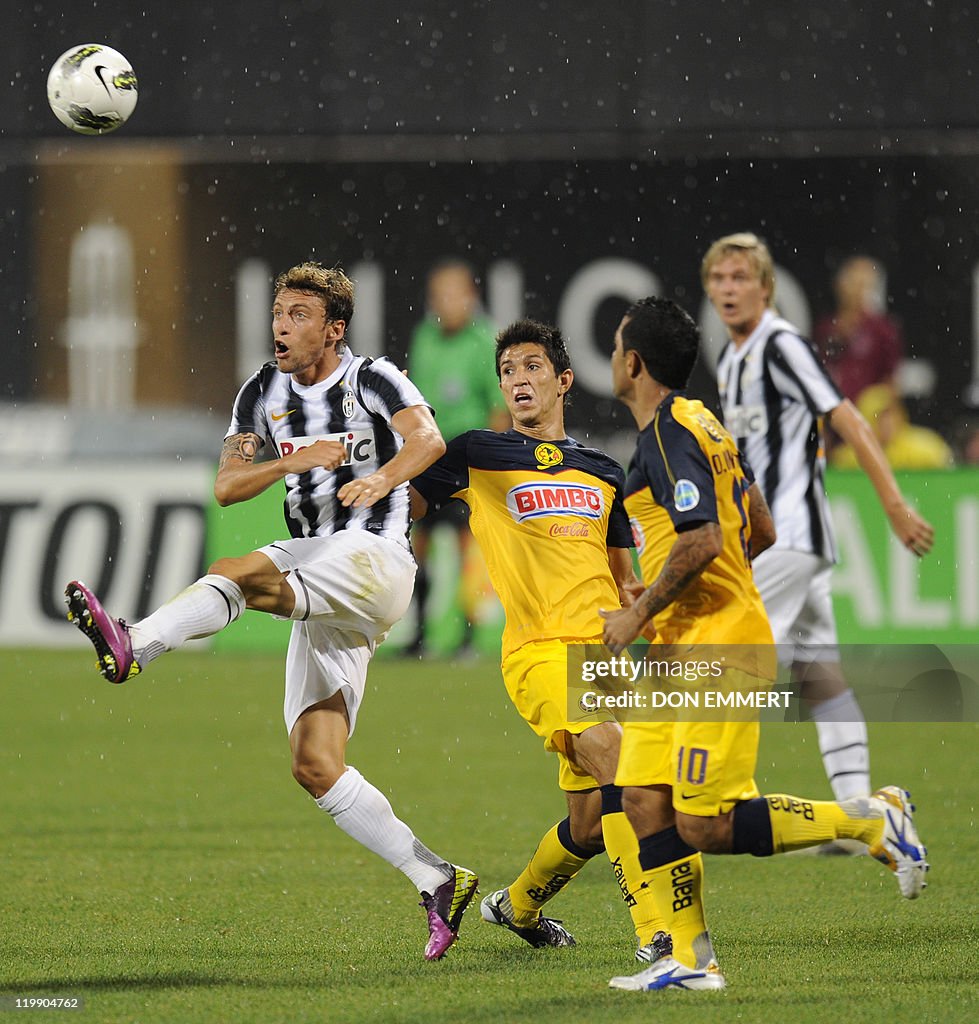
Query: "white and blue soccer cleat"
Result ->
[[610, 932, 726, 991], [867, 786, 929, 899]]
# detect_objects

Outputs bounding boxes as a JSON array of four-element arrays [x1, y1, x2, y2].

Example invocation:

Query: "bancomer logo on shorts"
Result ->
[[507, 481, 605, 523], [277, 431, 374, 465]]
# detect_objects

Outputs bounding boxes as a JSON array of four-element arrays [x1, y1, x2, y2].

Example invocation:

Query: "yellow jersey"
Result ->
[[625, 395, 773, 651], [413, 429, 633, 659]]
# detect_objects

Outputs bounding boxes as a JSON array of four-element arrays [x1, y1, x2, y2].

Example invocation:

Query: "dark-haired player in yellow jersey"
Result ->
[[599, 296, 929, 992], [411, 319, 661, 956]]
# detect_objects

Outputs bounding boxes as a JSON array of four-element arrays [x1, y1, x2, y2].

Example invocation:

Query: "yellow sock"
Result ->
[[507, 819, 592, 927], [765, 793, 885, 853], [599, 786, 666, 945], [636, 829, 714, 968]]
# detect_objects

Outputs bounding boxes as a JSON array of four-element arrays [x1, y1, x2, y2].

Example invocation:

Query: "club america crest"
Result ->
[[534, 442, 564, 469]]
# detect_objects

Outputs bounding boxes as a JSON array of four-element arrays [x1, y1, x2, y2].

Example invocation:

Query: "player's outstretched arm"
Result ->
[[214, 432, 347, 506], [600, 523, 722, 655], [827, 400, 935, 557], [338, 405, 446, 509]]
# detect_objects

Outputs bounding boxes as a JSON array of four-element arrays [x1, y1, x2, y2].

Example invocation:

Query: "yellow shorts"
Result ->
[[615, 668, 763, 815], [502, 638, 614, 792]]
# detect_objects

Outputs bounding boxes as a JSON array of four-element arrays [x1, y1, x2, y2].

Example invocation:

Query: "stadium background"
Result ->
[[1, 0, 977, 650], [3, 5, 978, 1023]]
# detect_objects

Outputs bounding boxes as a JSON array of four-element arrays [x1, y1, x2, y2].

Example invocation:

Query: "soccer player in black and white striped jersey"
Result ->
[[65, 262, 478, 959], [703, 234, 934, 826]]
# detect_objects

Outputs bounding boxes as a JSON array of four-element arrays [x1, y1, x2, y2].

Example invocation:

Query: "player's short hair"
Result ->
[[621, 296, 700, 389], [701, 232, 776, 307], [494, 319, 572, 380], [274, 263, 355, 350]]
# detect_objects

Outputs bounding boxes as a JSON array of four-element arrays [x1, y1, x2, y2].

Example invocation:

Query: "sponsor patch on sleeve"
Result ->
[[673, 479, 700, 512]]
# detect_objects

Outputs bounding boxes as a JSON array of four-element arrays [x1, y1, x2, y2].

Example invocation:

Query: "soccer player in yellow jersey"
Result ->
[[599, 296, 929, 992], [411, 318, 660, 954]]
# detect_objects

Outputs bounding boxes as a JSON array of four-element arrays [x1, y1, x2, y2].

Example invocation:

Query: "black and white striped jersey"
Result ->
[[226, 349, 431, 548], [716, 309, 843, 561]]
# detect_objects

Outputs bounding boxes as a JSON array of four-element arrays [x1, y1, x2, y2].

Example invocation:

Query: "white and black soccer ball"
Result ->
[[46, 44, 138, 135]]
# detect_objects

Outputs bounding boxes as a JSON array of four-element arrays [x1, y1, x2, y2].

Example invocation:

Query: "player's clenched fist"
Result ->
[[282, 439, 348, 473]]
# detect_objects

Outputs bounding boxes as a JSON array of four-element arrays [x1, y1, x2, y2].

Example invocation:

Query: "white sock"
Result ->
[[129, 574, 245, 665], [812, 689, 871, 800], [315, 767, 452, 894]]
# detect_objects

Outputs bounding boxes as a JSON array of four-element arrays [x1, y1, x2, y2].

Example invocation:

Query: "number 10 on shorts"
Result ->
[[677, 746, 709, 787]]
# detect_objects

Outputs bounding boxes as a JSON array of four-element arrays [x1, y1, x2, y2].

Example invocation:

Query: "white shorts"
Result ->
[[751, 548, 839, 664], [258, 532, 416, 736]]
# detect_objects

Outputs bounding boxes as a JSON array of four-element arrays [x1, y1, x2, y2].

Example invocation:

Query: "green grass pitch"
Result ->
[[2, 648, 977, 1024]]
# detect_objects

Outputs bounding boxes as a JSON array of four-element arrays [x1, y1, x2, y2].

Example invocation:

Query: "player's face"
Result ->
[[836, 257, 878, 312], [428, 267, 478, 335], [271, 289, 344, 384], [498, 343, 571, 430], [705, 253, 770, 343]]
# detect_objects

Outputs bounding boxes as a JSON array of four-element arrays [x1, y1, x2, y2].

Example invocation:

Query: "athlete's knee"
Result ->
[[208, 555, 252, 585], [585, 720, 622, 755], [291, 749, 347, 798], [622, 784, 674, 836], [569, 816, 605, 853], [796, 662, 847, 704], [621, 786, 644, 821], [569, 722, 622, 784], [676, 810, 734, 854], [622, 785, 662, 829], [565, 791, 607, 854], [209, 553, 283, 608]]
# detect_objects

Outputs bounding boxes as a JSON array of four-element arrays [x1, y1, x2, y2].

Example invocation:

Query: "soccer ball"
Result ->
[[46, 44, 138, 135]]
